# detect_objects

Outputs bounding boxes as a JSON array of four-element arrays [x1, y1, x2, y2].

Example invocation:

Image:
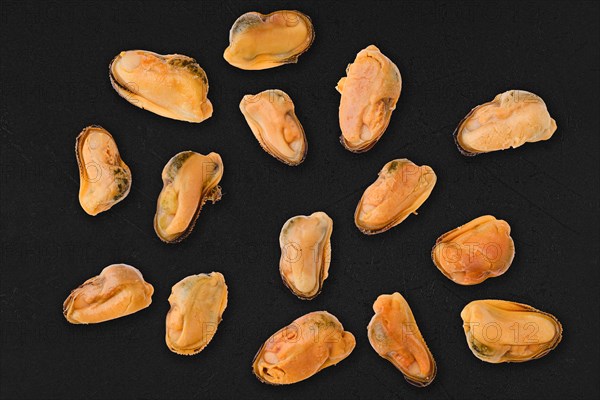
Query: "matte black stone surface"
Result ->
[[1, 1, 598, 399]]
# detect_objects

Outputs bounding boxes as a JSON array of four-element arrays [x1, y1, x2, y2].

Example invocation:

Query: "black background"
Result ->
[[1, 1, 599, 399]]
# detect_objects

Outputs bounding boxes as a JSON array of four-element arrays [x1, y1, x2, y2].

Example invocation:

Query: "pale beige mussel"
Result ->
[[461, 300, 562, 363], [240, 89, 307, 165], [224, 10, 315, 70], [432, 215, 515, 285], [76, 125, 131, 216], [279, 211, 333, 300], [355, 159, 436, 234], [165, 272, 228, 355], [63, 264, 153, 324], [154, 151, 223, 243], [109, 50, 213, 123], [336, 45, 402, 152], [367, 293, 436, 387], [454, 90, 557, 155], [252, 311, 355, 384]]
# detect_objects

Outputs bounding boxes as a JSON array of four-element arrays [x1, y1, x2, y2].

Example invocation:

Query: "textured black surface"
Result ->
[[1, 1, 599, 399]]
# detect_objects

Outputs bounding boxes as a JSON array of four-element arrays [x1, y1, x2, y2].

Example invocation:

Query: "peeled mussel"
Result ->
[[454, 90, 557, 155], [337, 45, 402, 152], [367, 293, 436, 387], [279, 211, 333, 300], [240, 89, 307, 165], [154, 151, 223, 243], [224, 10, 314, 70], [432, 215, 515, 285], [76, 125, 131, 216], [461, 300, 562, 363], [109, 50, 213, 123], [253, 311, 355, 384], [355, 159, 436, 234], [165, 272, 228, 355], [63, 264, 153, 324]]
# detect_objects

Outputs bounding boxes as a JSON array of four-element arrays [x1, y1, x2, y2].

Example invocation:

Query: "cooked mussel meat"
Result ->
[[154, 151, 223, 243], [355, 159, 436, 234], [224, 10, 314, 70], [454, 90, 557, 155], [109, 50, 213, 122], [367, 293, 436, 387], [461, 300, 562, 363], [240, 89, 307, 165], [165, 272, 228, 355], [76, 125, 131, 216], [252, 311, 355, 384], [432, 215, 515, 285], [337, 45, 401, 152], [279, 211, 333, 299], [63, 264, 153, 324]]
